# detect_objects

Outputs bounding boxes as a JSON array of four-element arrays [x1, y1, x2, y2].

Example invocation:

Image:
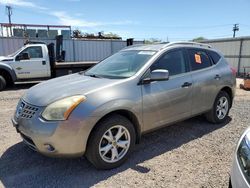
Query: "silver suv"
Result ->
[[12, 42, 236, 169]]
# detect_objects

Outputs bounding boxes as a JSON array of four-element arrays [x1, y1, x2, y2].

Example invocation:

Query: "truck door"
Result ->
[[12, 46, 49, 79]]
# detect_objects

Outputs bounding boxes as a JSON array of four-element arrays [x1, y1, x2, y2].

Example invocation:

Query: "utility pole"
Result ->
[[5, 5, 13, 36], [232, 24, 239, 38]]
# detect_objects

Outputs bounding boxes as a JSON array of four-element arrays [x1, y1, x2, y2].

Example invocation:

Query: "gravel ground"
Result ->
[[0, 79, 249, 188]]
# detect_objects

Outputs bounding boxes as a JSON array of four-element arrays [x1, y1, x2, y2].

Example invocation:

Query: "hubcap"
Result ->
[[216, 96, 229, 120], [99, 125, 130, 163]]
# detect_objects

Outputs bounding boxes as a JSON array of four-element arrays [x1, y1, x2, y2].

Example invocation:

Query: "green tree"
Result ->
[[72, 29, 82, 38], [192, 37, 207, 42], [103, 32, 120, 38], [144, 38, 162, 44]]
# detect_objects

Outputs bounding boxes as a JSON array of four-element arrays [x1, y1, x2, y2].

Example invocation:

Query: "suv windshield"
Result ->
[[85, 50, 156, 79]]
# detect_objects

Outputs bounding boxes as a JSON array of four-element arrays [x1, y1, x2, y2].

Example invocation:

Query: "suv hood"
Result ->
[[22, 73, 122, 106]]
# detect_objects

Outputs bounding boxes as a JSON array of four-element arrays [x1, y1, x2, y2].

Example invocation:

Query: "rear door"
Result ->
[[12, 46, 48, 79], [142, 48, 193, 132], [186, 48, 219, 115]]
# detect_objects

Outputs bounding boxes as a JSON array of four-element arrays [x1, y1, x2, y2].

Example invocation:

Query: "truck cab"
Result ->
[[0, 36, 98, 91], [2, 43, 51, 79]]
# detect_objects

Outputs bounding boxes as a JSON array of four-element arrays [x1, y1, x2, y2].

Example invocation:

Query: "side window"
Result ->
[[151, 50, 186, 76], [20, 46, 43, 59], [207, 50, 221, 64], [188, 49, 212, 71]]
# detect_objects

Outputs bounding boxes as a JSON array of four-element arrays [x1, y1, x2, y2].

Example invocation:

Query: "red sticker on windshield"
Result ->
[[195, 54, 202, 64]]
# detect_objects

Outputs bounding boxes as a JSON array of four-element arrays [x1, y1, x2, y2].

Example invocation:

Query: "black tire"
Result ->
[[205, 91, 231, 124], [228, 176, 232, 188], [86, 114, 136, 170], [0, 75, 6, 91]]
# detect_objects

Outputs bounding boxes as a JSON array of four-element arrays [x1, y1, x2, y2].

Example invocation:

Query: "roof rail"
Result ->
[[161, 41, 212, 49], [122, 43, 146, 50]]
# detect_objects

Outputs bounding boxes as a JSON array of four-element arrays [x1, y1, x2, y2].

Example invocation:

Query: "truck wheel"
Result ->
[[205, 91, 231, 124], [86, 114, 136, 170], [0, 75, 6, 91]]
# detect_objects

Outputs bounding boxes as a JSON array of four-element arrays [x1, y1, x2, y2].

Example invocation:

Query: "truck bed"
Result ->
[[54, 61, 99, 77]]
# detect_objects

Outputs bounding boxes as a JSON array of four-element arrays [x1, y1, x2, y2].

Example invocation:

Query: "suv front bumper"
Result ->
[[12, 100, 98, 157]]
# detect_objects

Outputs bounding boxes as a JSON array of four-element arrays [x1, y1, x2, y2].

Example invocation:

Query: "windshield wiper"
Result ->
[[85, 73, 102, 78]]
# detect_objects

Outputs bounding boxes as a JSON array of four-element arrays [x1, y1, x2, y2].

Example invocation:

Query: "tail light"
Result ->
[[230, 66, 237, 76]]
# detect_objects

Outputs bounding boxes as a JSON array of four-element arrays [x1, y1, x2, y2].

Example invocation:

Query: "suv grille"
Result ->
[[16, 100, 39, 119]]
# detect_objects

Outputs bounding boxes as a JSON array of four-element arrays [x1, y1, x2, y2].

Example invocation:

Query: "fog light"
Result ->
[[44, 144, 55, 152]]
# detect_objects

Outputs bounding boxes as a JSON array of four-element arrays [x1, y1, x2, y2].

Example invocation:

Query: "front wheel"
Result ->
[[86, 114, 136, 169], [0, 75, 6, 91], [206, 91, 231, 123]]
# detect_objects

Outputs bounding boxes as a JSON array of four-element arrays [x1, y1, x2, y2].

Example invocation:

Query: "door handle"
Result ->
[[182, 82, 192, 88], [42, 61, 46, 65], [214, 74, 221, 80]]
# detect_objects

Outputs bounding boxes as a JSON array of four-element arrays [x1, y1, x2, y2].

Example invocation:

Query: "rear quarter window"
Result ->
[[207, 50, 221, 64], [188, 49, 212, 71]]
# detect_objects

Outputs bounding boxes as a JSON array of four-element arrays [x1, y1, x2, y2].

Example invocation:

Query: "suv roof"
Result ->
[[122, 41, 212, 52]]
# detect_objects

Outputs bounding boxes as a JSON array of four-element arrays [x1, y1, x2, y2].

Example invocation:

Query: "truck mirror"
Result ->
[[22, 53, 30, 60], [16, 55, 20, 61], [16, 53, 30, 61]]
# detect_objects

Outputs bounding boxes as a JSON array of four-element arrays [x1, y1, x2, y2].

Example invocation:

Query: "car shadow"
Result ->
[[0, 116, 231, 188]]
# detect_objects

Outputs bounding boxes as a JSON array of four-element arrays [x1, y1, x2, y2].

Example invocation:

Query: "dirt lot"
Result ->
[[0, 80, 249, 188]]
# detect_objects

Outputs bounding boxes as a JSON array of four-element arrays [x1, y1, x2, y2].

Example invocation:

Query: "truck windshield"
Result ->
[[85, 50, 156, 79], [8, 46, 26, 57]]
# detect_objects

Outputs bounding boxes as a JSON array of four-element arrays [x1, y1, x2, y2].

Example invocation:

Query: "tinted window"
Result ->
[[21, 46, 43, 58], [207, 50, 221, 64], [188, 49, 212, 71], [151, 50, 186, 76]]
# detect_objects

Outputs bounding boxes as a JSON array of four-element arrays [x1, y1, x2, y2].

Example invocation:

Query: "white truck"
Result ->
[[0, 37, 98, 91]]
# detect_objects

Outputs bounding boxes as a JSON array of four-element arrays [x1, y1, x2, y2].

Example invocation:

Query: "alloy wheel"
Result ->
[[99, 125, 131, 163], [216, 96, 229, 120]]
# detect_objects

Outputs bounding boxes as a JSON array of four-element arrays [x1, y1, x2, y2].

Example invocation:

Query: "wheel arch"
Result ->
[[88, 109, 142, 146], [220, 86, 233, 108], [0, 64, 17, 84]]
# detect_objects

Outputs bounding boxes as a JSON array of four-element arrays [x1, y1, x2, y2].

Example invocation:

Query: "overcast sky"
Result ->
[[0, 0, 250, 41]]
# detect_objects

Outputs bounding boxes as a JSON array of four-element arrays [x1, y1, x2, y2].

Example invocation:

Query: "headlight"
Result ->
[[42, 95, 86, 121], [237, 131, 250, 183]]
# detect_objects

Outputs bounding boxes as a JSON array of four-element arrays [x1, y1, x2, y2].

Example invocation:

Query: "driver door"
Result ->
[[13, 46, 49, 79], [141, 48, 193, 132]]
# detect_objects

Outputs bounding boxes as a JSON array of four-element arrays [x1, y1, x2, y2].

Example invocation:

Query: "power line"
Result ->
[[122, 23, 234, 30], [240, 24, 250, 28]]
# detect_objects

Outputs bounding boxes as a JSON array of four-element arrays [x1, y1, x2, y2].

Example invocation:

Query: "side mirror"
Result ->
[[150, 69, 169, 81], [16, 52, 30, 61], [142, 69, 169, 84]]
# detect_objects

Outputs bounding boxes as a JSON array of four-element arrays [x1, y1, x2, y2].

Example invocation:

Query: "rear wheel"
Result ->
[[86, 114, 136, 169], [206, 91, 231, 123], [0, 75, 6, 91]]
